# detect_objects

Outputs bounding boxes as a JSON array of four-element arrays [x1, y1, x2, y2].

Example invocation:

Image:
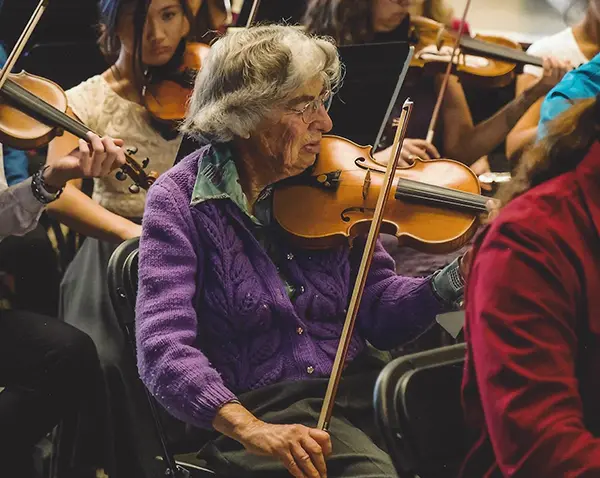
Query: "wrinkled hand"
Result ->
[[43, 132, 126, 190], [373, 138, 440, 167], [531, 56, 573, 96], [238, 421, 332, 478]]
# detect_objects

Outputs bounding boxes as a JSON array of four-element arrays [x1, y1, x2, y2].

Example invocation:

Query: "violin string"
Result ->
[[333, 183, 487, 212], [3, 79, 144, 178], [396, 177, 487, 202], [335, 168, 487, 206], [4, 79, 90, 138], [459, 36, 543, 68], [321, 178, 488, 212]]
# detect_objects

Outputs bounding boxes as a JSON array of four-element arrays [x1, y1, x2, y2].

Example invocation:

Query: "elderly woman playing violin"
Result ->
[[136, 25, 467, 478]]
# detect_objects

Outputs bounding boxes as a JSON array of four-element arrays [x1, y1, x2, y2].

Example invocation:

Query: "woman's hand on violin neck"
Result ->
[[530, 57, 573, 97], [44, 132, 127, 189], [243, 421, 331, 478], [374, 138, 440, 166]]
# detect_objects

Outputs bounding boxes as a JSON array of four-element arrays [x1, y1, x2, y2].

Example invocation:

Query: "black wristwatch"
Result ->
[[31, 166, 65, 204]]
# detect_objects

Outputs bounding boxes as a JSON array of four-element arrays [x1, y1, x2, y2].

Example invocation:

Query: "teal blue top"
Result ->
[[538, 53, 600, 139]]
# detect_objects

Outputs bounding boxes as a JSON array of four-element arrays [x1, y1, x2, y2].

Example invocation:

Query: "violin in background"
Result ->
[[142, 0, 264, 136], [142, 40, 211, 130], [409, 15, 544, 88], [0, 70, 157, 192]]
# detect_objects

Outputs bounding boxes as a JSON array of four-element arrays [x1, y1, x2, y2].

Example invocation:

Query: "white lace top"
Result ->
[[66, 75, 182, 217], [523, 28, 589, 77]]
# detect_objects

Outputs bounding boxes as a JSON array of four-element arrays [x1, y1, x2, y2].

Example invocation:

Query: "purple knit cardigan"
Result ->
[[136, 145, 443, 430]]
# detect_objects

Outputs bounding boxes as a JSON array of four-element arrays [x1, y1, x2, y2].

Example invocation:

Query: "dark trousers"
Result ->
[[0, 310, 103, 477], [198, 360, 398, 478], [0, 224, 60, 317]]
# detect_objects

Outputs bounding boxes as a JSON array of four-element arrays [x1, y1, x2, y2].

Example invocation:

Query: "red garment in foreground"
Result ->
[[460, 142, 600, 477]]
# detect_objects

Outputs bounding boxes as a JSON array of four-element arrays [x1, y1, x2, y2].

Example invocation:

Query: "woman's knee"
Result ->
[[54, 324, 101, 378]]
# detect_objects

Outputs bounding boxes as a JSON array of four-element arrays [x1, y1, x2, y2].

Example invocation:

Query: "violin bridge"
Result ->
[[362, 169, 371, 200]]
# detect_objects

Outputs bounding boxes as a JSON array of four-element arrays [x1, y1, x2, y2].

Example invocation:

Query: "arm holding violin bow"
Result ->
[[374, 56, 571, 167], [440, 55, 571, 165]]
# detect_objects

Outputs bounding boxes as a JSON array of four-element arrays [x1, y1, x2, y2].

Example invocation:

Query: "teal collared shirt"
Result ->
[[191, 142, 263, 223], [191, 142, 295, 297]]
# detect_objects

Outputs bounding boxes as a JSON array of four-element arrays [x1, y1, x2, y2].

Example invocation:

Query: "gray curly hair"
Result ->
[[180, 24, 343, 143]]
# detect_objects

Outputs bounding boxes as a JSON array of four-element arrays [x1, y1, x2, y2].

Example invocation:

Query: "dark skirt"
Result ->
[[59, 237, 182, 478]]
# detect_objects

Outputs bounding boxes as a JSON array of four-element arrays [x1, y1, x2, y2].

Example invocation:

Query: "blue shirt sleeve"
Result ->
[[0, 43, 30, 186], [538, 53, 600, 140]]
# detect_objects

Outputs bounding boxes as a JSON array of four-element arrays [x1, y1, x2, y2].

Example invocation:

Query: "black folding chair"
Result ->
[[373, 343, 468, 478], [107, 237, 219, 477]]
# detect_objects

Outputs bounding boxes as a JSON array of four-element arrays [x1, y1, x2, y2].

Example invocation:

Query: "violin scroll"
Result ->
[[114, 147, 158, 193], [0, 71, 157, 192]]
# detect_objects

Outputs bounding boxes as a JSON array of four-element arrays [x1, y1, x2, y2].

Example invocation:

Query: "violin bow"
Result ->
[[245, 0, 261, 27], [425, 0, 472, 143], [223, 0, 233, 26], [0, 0, 49, 91], [317, 99, 414, 431]]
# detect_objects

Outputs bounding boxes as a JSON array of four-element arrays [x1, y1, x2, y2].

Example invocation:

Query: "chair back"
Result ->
[[107, 237, 218, 477], [107, 237, 140, 343], [374, 343, 468, 478]]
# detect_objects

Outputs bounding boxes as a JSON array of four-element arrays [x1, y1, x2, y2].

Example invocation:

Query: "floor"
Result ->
[[445, 0, 572, 42]]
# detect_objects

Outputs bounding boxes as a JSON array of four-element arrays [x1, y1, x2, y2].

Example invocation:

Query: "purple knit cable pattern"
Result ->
[[136, 147, 443, 429]]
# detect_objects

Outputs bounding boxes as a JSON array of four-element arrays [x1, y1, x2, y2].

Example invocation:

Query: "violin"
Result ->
[[142, 0, 262, 130], [272, 135, 488, 252], [143, 41, 211, 128], [409, 16, 543, 88], [0, 70, 158, 192]]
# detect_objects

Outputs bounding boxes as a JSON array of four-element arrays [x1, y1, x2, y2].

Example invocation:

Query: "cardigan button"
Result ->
[[306, 366, 314, 374], [296, 327, 304, 335], [299, 285, 305, 294], [286, 252, 294, 260]]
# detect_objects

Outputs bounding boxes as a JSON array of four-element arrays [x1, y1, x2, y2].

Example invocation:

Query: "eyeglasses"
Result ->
[[287, 90, 332, 124]]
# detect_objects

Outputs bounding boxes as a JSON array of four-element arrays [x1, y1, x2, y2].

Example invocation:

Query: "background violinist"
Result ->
[[303, 0, 571, 168], [303, 0, 571, 281], [43, 0, 194, 475], [506, 0, 600, 161], [0, 131, 126, 478]]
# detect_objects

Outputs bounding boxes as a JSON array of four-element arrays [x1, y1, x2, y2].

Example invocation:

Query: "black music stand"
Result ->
[[329, 41, 412, 149]]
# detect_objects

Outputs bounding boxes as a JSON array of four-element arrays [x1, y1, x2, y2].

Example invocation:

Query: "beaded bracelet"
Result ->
[[31, 166, 65, 204]]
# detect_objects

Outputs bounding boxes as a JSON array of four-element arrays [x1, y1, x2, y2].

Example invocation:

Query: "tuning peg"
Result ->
[[142, 158, 150, 169], [126, 146, 138, 155], [116, 170, 127, 181], [129, 184, 140, 194]]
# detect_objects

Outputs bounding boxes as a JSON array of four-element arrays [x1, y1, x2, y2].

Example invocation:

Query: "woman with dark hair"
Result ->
[[303, 0, 569, 168], [44, 0, 192, 476], [461, 95, 600, 476], [304, 0, 570, 280]]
